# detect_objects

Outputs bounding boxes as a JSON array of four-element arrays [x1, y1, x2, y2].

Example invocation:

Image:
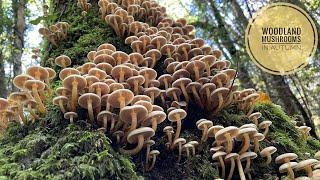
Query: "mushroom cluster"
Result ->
[[38, 22, 70, 47], [1, 0, 319, 178], [275, 152, 320, 179], [77, 0, 92, 16], [0, 65, 56, 132]]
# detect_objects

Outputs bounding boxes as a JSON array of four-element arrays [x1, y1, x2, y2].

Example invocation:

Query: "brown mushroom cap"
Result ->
[[275, 153, 298, 164], [53, 96, 68, 106], [141, 111, 166, 127], [107, 89, 134, 109], [127, 127, 155, 144], [132, 95, 152, 104], [55, 55, 71, 67], [13, 74, 34, 90], [78, 93, 101, 109], [260, 146, 277, 157], [0, 98, 9, 110], [111, 65, 133, 82], [59, 68, 80, 80], [64, 112, 78, 120], [63, 75, 87, 90], [240, 152, 258, 161], [24, 80, 46, 91], [112, 51, 129, 65], [90, 82, 110, 96], [93, 54, 116, 66], [88, 68, 108, 80], [134, 100, 153, 113], [168, 109, 187, 122], [120, 104, 148, 125], [295, 159, 319, 171], [27, 66, 49, 81], [97, 43, 116, 52], [215, 126, 239, 142]]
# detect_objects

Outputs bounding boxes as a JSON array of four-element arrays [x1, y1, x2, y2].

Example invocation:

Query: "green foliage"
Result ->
[[30, 15, 58, 25]]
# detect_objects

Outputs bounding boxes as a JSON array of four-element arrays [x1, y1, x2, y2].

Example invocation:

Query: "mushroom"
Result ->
[[279, 162, 298, 180], [172, 78, 191, 103], [252, 132, 265, 153], [146, 150, 160, 171], [207, 125, 224, 140], [78, 93, 101, 124], [141, 110, 166, 131], [182, 143, 193, 159], [212, 151, 227, 179], [259, 120, 272, 137], [168, 109, 187, 141], [64, 112, 78, 123], [215, 126, 239, 153], [210, 87, 230, 112], [120, 127, 155, 155], [139, 68, 157, 88], [24, 80, 47, 113], [186, 60, 205, 81], [89, 82, 110, 97], [260, 146, 277, 166], [225, 153, 239, 180], [196, 119, 213, 143], [63, 75, 87, 112], [53, 96, 69, 113], [113, 130, 124, 144], [172, 138, 186, 162], [119, 104, 148, 132], [294, 159, 318, 177], [127, 75, 145, 95], [248, 112, 262, 126], [23, 99, 38, 120], [298, 126, 311, 140], [186, 82, 203, 108], [166, 87, 182, 102], [55, 55, 71, 68], [163, 126, 174, 149], [240, 152, 257, 179], [108, 89, 134, 110], [235, 127, 257, 154]]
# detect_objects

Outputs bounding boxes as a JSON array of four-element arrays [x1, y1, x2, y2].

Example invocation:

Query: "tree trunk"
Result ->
[[12, 0, 25, 92], [0, 53, 7, 98]]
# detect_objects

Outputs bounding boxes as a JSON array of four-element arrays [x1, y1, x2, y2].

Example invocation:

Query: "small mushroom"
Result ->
[[225, 153, 239, 180], [196, 119, 213, 143], [168, 109, 187, 141], [119, 104, 148, 132], [78, 93, 101, 124], [252, 132, 265, 153], [63, 75, 87, 112], [24, 80, 47, 113], [240, 152, 257, 179], [235, 127, 257, 154], [55, 55, 71, 68], [294, 159, 318, 177], [163, 126, 174, 149], [215, 126, 239, 153], [172, 138, 186, 162], [107, 89, 134, 110], [248, 112, 262, 126], [279, 162, 298, 180], [212, 151, 227, 179], [53, 96, 68, 113], [260, 146, 277, 166], [259, 120, 272, 137], [120, 127, 155, 155], [141, 110, 166, 131], [64, 112, 78, 123], [146, 150, 160, 171], [182, 143, 193, 159]]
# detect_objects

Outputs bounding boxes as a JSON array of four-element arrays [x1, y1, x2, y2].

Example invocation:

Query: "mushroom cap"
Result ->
[[111, 65, 133, 81], [119, 105, 148, 124], [252, 133, 265, 142], [78, 93, 101, 109], [127, 127, 155, 144], [172, 69, 190, 81], [53, 96, 68, 105], [211, 72, 228, 86], [26, 66, 49, 81], [183, 143, 194, 150], [55, 87, 71, 96], [126, 75, 145, 87], [93, 54, 116, 66], [212, 151, 227, 160], [81, 62, 96, 74], [240, 152, 258, 161], [197, 120, 213, 130], [259, 120, 272, 129], [144, 139, 155, 147], [132, 95, 152, 104], [279, 162, 298, 173], [225, 153, 239, 162], [215, 126, 239, 141], [210, 146, 225, 153], [0, 98, 9, 110], [109, 82, 124, 92], [210, 87, 230, 107], [249, 112, 262, 120], [24, 80, 46, 91], [240, 123, 257, 129], [88, 68, 108, 80], [63, 75, 87, 90], [13, 74, 34, 89], [294, 177, 310, 180], [186, 82, 202, 93], [275, 153, 298, 164], [8, 92, 28, 102], [85, 75, 100, 85], [235, 127, 257, 141], [166, 87, 182, 98], [163, 126, 174, 133], [139, 68, 157, 80], [260, 146, 277, 157], [173, 138, 187, 147], [87, 51, 96, 62], [97, 110, 113, 123], [134, 100, 153, 113], [298, 126, 311, 133], [186, 60, 206, 74], [96, 62, 113, 74], [90, 82, 110, 95], [141, 111, 166, 127], [168, 109, 187, 122], [45, 67, 56, 79], [149, 150, 160, 157], [243, 93, 260, 102], [64, 112, 78, 119], [112, 51, 129, 64], [129, 53, 144, 65], [97, 43, 116, 52], [107, 89, 134, 108], [207, 125, 224, 137], [23, 99, 38, 108], [294, 159, 319, 171], [59, 68, 80, 80], [172, 78, 192, 88], [143, 87, 161, 97], [55, 55, 71, 67]]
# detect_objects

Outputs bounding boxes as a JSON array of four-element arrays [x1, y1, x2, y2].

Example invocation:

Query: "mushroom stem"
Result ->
[[236, 157, 246, 180], [191, 146, 196, 156], [119, 71, 124, 83], [182, 48, 188, 61], [239, 134, 250, 154], [110, 117, 115, 131], [254, 138, 260, 153], [71, 81, 78, 112], [193, 67, 200, 81], [133, 81, 139, 95], [205, 63, 211, 76], [120, 135, 144, 155], [103, 116, 108, 129], [87, 98, 94, 124], [219, 156, 226, 179], [263, 126, 269, 137], [58, 100, 66, 114], [129, 113, 137, 132], [164, 80, 169, 89], [177, 142, 182, 162], [263, 155, 272, 166], [185, 148, 190, 158], [180, 85, 189, 102], [27, 104, 38, 120], [244, 157, 251, 173], [306, 166, 313, 177], [146, 154, 157, 171], [227, 158, 235, 180], [216, 93, 224, 112], [145, 144, 151, 166], [32, 85, 46, 113], [151, 119, 158, 132], [287, 166, 295, 179], [174, 118, 181, 141], [69, 115, 74, 123], [224, 133, 233, 153], [191, 87, 203, 109], [200, 125, 208, 143]]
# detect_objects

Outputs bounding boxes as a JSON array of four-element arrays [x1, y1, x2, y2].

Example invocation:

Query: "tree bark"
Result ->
[[12, 0, 25, 92], [0, 0, 8, 97]]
